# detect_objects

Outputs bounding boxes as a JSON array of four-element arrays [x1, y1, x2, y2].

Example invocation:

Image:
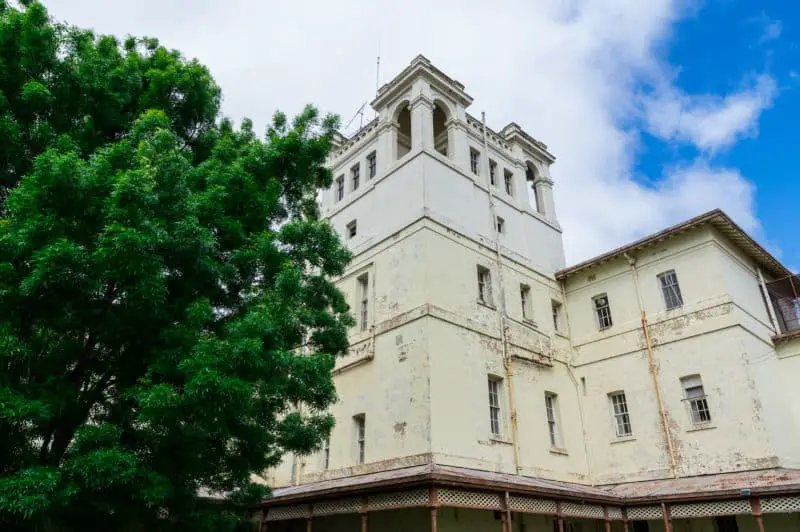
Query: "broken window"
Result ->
[[593, 294, 613, 330], [477, 266, 493, 306], [658, 270, 684, 310], [488, 378, 502, 436], [682, 375, 711, 425], [609, 391, 632, 437]]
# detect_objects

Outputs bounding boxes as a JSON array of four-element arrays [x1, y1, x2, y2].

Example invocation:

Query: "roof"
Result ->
[[556, 209, 792, 281], [261, 464, 800, 507], [371, 55, 473, 110]]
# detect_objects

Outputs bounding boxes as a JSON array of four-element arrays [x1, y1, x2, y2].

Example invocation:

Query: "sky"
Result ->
[[42, 0, 800, 269]]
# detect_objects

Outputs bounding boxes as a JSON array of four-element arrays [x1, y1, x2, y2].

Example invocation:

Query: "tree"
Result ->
[[0, 2, 352, 530]]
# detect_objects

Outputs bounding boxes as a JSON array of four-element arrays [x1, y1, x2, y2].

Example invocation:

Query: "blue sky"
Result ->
[[635, 0, 799, 269], [43, 0, 799, 269]]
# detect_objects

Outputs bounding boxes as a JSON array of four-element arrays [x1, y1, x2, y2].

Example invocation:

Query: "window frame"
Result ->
[[469, 148, 481, 175], [354, 414, 366, 465], [489, 159, 498, 186], [592, 294, 613, 330], [503, 169, 514, 196], [488, 377, 502, 436], [367, 151, 377, 179], [544, 392, 560, 448], [336, 175, 345, 201], [520, 284, 532, 321], [322, 436, 330, 469], [658, 270, 684, 310], [357, 273, 369, 332], [477, 265, 493, 306], [552, 300, 563, 332], [351, 163, 360, 191], [608, 391, 633, 437], [346, 220, 357, 239], [681, 375, 712, 425], [496, 216, 505, 235]]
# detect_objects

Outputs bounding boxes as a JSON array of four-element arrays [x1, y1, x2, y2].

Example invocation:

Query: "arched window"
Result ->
[[432, 102, 450, 157], [396, 103, 411, 160], [526, 162, 542, 214]]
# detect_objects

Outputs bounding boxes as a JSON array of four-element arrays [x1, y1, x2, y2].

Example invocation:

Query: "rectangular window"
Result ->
[[354, 414, 365, 464], [682, 375, 711, 424], [609, 391, 632, 437], [488, 378, 502, 436], [552, 300, 562, 332], [470, 148, 481, 175], [358, 273, 369, 332], [504, 170, 514, 195], [593, 294, 613, 330], [658, 270, 684, 310], [351, 164, 360, 191], [520, 284, 532, 321], [323, 437, 330, 469], [477, 266, 493, 306], [367, 151, 377, 179], [346, 220, 357, 239], [489, 160, 497, 186], [336, 175, 344, 201], [496, 216, 505, 234], [545, 393, 560, 447]]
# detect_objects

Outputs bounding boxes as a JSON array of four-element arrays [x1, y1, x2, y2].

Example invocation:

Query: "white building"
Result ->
[[258, 56, 800, 532]]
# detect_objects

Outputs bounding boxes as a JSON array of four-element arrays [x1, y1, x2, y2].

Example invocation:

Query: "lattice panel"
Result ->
[[437, 488, 502, 509], [606, 506, 624, 520], [508, 495, 557, 515], [627, 505, 663, 520], [561, 501, 605, 519], [313, 498, 361, 516], [266, 504, 308, 521], [670, 500, 751, 518], [761, 496, 800, 514], [369, 489, 430, 510]]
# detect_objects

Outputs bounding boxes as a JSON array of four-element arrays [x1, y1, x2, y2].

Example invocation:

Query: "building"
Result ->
[[256, 56, 800, 532]]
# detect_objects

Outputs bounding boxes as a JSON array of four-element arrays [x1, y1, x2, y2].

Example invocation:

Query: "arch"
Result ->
[[395, 102, 411, 160], [525, 161, 542, 214], [432, 100, 451, 157]]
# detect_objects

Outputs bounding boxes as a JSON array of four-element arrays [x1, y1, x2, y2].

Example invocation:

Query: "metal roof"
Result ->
[[555, 209, 792, 281]]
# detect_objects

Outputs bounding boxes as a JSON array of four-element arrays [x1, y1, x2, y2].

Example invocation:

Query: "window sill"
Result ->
[[686, 423, 716, 433], [477, 300, 497, 311], [555, 331, 569, 340], [489, 436, 513, 445], [610, 436, 636, 444], [549, 447, 569, 456], [522, 318, 537, 327]]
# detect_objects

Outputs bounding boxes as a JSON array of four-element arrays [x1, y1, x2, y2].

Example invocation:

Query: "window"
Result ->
[[631, 522, 650, 532], [470, 148, 481, 175], [495, 216, 505, 234], [713, 516, 739, 532], [488, 378, 502, 436], [545, 393, 560, 447], [351, 164, 360, 191], [336, 175, 344, 201], [323, 437, 330, 469], [358, 273, 369, 332], [367, 151, 377, 179], [609, 391, 632, 437], [504, 170, 514, 195], [520, 285, 532, 321], [658, 270, 684, 310], [593, 294, 613, 330], [346, 220, 357, 239], [552, 300, 563, 332], [354, 414, 365, 464], [477, 266, 493, 306], [489, 160, 497, 186], [682, 375, 711, 424]]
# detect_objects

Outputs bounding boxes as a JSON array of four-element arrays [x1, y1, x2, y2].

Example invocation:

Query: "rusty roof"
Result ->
[[555, 209, 792, 281], [260, 465, 800, 507]]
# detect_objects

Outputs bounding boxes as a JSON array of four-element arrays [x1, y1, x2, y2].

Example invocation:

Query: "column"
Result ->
[[410, 95, 434, 151], [534, 177, 556, 222]]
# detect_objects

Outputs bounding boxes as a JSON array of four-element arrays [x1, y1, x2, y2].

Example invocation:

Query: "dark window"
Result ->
[[470, 148, 480, 175], [489, 160, 497, 186], [631, 521, 649, 532], [658, 270, 684, 309], [367, 152, 377, 178], [351, 164, 360, 191], [714, 516, 739, 532], [336, 175, 344, 201]]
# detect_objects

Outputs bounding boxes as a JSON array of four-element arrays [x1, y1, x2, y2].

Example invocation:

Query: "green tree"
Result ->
[[0, 2, 352, 530]]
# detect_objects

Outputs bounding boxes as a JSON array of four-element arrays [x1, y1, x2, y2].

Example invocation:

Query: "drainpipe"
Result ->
[[757, 267, 780, 334], [624, 252, 678, 478], [482, 112, 522, 475]]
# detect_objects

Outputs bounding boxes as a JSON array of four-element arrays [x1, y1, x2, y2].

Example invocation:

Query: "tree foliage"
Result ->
[[0, 2, 352, 530]]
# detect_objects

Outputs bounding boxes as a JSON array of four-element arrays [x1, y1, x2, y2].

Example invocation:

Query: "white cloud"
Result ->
[[749, 13, 782, 45], [643, 75, 777, 152], [41, 0, 774, 263]]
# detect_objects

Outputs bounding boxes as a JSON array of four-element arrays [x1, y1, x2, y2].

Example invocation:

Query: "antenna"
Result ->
[[376, 55, 381, 96], [343, 102, 367, 135]]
